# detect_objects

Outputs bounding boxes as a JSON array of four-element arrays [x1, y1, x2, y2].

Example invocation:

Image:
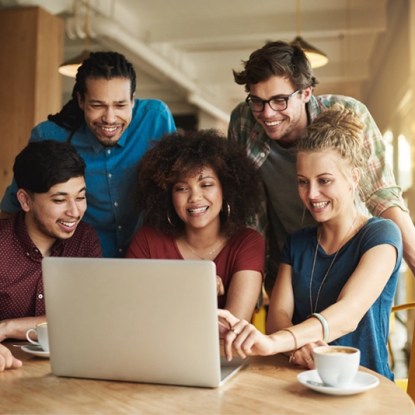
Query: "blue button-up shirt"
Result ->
[[1, 98, 176, 257]]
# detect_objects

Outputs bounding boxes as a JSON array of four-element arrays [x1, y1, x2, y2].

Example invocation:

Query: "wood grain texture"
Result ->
[[1, 342, 413, 414]]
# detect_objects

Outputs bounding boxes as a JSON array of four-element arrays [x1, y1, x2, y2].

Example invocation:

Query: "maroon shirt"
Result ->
[[126, 226, 265, 309], [0, 212, 102, 320]]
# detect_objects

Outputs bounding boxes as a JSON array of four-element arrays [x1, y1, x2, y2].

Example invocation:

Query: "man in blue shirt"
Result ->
[[0, 52, 176, 257]]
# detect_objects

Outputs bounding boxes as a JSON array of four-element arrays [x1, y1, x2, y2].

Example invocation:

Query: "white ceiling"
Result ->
[[1, 0, 395, 123]]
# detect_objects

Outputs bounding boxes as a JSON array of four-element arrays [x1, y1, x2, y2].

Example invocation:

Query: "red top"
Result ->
[[126, 226, 265, 308], [0, 212, 102, 320]]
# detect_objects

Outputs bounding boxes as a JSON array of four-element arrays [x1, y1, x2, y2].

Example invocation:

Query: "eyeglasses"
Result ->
[[245, 89, 301, 112]]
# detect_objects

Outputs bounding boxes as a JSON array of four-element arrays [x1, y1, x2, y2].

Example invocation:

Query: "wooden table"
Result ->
[[1, 342, 413, 414]]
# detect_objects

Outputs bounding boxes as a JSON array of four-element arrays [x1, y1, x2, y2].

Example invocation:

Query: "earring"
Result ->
[[167, 212, 173, 226], [222, 201, 231, 219]]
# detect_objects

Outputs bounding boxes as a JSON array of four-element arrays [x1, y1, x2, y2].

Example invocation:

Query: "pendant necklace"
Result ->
[[309, 215, 358, 313], [184, 239, 224, 260]]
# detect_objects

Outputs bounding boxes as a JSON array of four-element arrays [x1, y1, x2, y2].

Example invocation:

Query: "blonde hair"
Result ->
[[297, 104, 367, 170]]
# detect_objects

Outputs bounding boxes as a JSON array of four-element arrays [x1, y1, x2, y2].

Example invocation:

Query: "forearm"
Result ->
[[225, 272, 262, 321], [0, 316, 46, 341]]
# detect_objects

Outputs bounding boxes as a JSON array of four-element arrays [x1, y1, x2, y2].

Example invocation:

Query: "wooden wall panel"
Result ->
[[0, 6, 64, 202]]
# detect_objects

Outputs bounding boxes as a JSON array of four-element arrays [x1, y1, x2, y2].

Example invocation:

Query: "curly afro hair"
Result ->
[[136, 129, 262, 237]]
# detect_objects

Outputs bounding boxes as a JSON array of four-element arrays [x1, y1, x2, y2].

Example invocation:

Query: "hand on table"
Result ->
[[0, 344, 22, 372]]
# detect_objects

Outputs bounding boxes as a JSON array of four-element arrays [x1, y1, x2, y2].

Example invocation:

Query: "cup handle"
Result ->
[[25, 328, 40, 346]]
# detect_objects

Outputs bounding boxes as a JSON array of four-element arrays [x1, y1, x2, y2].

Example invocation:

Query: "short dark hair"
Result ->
[[233, 40, 318, 92], [13, 140, 85, 193], [136, 129, 262, 237], [48, 51, 136, 132]]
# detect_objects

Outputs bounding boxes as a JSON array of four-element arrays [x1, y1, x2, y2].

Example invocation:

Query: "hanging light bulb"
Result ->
[[58, 49, 91, 78], [290, 0, 328, 68]]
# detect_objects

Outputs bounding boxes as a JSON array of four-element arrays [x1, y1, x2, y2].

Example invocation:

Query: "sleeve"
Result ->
[[227, 104, 244, 146], [232, 229, 265, 276], [350, 100, 407, 215], [359, 219, 403, 268]]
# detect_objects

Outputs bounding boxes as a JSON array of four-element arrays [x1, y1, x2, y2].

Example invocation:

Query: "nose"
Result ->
[[308, 183, 320, 199], [188, 187, 202, 202], [261, 102, 277, 117], [66, 199, 81, 218], [102, 106, 116, 124]]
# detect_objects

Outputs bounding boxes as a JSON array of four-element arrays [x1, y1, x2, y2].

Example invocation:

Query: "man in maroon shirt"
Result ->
[[0, 140, 101, 371]]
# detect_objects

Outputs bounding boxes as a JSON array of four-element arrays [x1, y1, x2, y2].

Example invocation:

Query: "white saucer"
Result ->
[[297, 369, 379, 396], [21, 345, 50, 358]]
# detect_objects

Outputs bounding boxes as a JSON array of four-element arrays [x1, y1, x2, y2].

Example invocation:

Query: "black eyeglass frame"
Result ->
[[245, 89, 301, 112]]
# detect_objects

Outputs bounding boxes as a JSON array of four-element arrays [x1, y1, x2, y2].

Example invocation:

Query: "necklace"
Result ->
[[309, 215, 359, 313], [184, 239, 224, 260]]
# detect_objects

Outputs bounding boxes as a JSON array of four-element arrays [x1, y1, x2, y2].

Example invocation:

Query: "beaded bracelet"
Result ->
[[310, 313, 330, 343], [280, 328, 298, 351]]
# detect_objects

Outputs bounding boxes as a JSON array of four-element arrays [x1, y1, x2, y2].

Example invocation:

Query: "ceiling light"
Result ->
[[58, 49, 91, 78], [291, 0, 328, 69], [291, 36, 328, 69]]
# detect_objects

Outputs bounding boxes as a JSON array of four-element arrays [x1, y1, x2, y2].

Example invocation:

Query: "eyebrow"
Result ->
[[88, 99, 129, 104], [249, 93, 291, 100]]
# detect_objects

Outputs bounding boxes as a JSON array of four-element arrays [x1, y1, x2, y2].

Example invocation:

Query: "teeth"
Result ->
[[265, 120, 282, 127], [102, 126, 117, 132], [312, 202, 329, 209], [188, 207, 208, 214], [58, 221, 76, 228]]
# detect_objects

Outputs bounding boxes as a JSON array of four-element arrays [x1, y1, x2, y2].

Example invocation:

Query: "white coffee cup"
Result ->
[[25, 322, 49, 352], [313, 345, 360, 388]]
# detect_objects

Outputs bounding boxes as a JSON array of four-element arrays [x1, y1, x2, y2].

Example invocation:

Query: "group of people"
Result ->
[[0, 41, 411, 381]]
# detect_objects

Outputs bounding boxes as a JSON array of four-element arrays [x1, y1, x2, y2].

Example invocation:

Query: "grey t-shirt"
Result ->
[[260, 140, 315, 293]]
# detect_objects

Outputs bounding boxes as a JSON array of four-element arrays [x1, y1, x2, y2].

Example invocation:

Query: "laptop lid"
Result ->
[[42, 257, 244, 388]]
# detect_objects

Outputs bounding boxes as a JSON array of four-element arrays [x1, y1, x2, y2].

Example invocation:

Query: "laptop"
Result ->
[[42, 257, 246, 388]]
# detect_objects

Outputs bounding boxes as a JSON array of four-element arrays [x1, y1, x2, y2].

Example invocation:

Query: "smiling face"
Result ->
[[296, 149, 359, 224], [18, 176, 87, 254], [171, 166, 223, 233], [77, 77, 134, 147], [249, 75, 311, 146]]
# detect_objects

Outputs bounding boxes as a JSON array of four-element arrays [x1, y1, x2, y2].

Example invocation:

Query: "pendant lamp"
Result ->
[[290, 0, 328, 68]]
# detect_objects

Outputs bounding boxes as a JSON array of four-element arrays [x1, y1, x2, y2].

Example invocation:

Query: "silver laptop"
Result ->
[[42, 257, 246, 388]]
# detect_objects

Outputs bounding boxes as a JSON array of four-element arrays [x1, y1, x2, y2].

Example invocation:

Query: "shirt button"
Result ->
[[259, 152, 266, 158], [38, 294, 43, 299], [118, 248, 123, 253], [114, 201, 118, 207], [108, 173, 112, 179], [118, 225, 122, 230], [107, 149, 111, 155]]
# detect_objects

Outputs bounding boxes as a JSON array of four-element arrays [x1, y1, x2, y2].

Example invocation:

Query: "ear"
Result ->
[[301, 87, 313, 103], [17, 189, 33, 212]]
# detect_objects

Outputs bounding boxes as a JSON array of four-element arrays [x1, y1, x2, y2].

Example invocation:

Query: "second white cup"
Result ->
[[25, 322, 49, 352]]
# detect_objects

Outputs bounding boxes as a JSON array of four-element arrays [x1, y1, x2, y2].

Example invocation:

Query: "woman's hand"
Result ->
[[218, 309, 276, 361], [289, 341, 326, 369]]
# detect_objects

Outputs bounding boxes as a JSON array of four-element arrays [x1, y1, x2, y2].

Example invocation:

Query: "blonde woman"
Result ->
[[219, 106, 402, 379]]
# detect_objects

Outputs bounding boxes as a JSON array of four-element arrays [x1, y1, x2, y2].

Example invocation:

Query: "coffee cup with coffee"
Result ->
[[312, 345, 360, 388], [25, 322, 49, 352]]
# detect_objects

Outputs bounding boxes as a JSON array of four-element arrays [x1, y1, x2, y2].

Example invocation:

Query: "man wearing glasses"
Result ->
[[229, 40, 415, 295]]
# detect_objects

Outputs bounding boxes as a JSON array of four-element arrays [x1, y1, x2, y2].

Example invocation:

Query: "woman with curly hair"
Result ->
[[126, 129, 265, 321], [219, 106, 402, 379]]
